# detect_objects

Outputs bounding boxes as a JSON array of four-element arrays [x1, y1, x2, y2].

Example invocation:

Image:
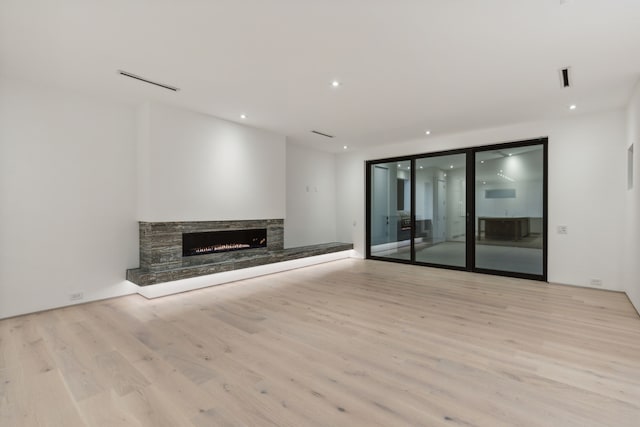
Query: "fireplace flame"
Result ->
[[194, 243, 251, 254]]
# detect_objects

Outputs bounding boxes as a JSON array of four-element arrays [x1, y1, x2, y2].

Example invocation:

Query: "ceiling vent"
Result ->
[[559, 67, 571, 88], [311, 130, 334, 138], [118, 70, 180, 92]]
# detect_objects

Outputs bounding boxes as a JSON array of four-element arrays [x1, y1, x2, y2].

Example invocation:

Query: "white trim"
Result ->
[[134, 250, 356, 299]]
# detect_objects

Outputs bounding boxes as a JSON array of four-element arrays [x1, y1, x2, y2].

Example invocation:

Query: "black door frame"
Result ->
[[365, 137, 548, 282]]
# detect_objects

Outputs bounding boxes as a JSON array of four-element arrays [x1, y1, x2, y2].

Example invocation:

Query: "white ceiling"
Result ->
[[1, 0, 639, 152]]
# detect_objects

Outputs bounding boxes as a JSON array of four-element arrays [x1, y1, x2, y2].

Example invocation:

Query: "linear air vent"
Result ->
[[560, 67, 571, 88], [311, 130, 334, 138], [118, 70, 180, 92]]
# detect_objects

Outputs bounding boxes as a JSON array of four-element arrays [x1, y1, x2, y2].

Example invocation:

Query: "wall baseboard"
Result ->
[[627, 292, 640, 318]]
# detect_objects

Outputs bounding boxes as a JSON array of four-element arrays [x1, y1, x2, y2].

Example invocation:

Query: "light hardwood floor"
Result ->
[[1, 258, 639, 426]]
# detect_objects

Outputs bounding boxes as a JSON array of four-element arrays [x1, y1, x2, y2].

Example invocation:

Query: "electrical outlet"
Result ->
[[557, 225, 568, 234], [590, 279, 603, 287], [69, 292, 84, 301]]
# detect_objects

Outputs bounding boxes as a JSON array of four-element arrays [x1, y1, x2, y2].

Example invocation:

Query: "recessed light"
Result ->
[[331, 80, 340, 87], [499, 169, 503, 173], [425, 130, 431, 135], [408, 166, 411, 169], [398, 164, 401, 167], [240, 114, 247, 119], [419, 166, 423, 169], [480, 160, 485, 164], [449, 165, 454, 169], [508, 153, 512, 156], [343, 145, 348, 150], [483, 181, 487, 184], [569, 104, 577, 110]]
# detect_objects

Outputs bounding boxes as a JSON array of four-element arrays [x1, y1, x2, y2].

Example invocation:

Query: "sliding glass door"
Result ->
[[369, 159, 412, 261], [366, 138, 547, 281], [474, 143, 545, 276], [414, 153, 466, 267]]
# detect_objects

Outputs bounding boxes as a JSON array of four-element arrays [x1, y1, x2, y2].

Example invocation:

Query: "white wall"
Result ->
[[0, 82, 306, 320], [285, 142, 337, 248], [0, 77, 139, 319], [138, 103, 286, 222], [624, 81, 640, 313], [337, 110, 627, 291]]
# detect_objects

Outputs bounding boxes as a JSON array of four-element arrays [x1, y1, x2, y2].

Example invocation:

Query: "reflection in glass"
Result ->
[[370, 160, 412, 260], [474, 145, 544, 275], [414, 154, 466, 267]]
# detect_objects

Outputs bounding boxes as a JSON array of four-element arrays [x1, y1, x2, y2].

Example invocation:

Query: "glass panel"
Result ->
[[475, 144, 544, 275], [369, 160, 412, 260], [414, 154, 466, 267]]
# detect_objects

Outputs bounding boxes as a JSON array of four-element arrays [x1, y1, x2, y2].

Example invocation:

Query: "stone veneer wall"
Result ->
[[139, 219, 283, 272]]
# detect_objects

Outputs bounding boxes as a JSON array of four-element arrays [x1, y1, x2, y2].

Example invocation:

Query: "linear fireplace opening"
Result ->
[[182, 228, 267, 256]]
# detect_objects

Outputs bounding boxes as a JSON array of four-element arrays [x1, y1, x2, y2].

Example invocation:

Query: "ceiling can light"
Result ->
[[331, 80, 340, 87], [425, 130, 431, 135], [240, 114, 247, 119], [343, 145, 348, 150], [569, 104, 577, 110]]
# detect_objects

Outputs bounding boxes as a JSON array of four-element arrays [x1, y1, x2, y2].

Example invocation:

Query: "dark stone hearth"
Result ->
[[127, 242, 353, 286], [127, 219, 353, 286]]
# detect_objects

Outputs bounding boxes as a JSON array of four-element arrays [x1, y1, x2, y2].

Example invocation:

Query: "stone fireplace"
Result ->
[[138, 219, 283, 272], [126, 218, 352, 286]]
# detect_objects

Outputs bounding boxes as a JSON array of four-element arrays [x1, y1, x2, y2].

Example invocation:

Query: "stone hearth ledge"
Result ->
[[127, 242, 354, 287], [131, 247, 355, 299]]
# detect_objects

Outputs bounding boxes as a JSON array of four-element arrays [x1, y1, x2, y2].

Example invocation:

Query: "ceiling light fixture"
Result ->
[[497, 173, 515, 182], [117, 70, 180, 92], [311, 130, 334, 138], [450, 165, 454, 169], [569, 104, 577, 110], [240, 114, 247, 119], [560, 67, 571, 88], [331, 80, 340, 87], [343, 145, 348, 150], [425, 130, 431, 135]]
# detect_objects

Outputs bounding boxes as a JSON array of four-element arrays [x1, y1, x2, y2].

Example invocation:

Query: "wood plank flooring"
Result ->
[[1, 258, 639, 426]]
